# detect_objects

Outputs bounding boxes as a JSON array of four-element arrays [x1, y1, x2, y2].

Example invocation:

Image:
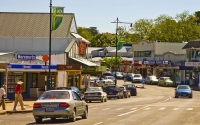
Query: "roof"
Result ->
[[70, 57, 98, 66], [182, 41, 200, 49], [71, 33, 90, 44], [106, 46, 132, 53], [87, 47, 103, 54], [0, 12, 76, 37]]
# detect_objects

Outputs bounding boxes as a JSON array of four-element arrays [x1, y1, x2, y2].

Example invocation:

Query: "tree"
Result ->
[[100, 56, 123, 68]]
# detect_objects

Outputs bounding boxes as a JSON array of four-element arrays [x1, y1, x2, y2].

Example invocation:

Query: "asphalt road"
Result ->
[[1, 80, 200, 125]]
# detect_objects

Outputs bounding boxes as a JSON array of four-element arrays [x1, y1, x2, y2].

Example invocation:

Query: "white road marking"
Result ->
[[143, 108, 150, 110], [158, 107, 166, 110], [186, 108, 193, 110], [93, 122, 103, 125], [102, 108, 110, 110], [118, 105, 150, 117], [157, 96, 172, 104], [173, 108, 179, 110], [130, 107, 137, 110], [116, 108, 123, 110]]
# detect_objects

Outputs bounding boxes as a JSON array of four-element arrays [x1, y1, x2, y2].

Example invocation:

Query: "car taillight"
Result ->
[[33, 103, 41, 108], [59, 103, 69, 107]]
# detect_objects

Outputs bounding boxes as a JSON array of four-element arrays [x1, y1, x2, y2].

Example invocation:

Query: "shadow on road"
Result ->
[[26, 117, 82, 125]]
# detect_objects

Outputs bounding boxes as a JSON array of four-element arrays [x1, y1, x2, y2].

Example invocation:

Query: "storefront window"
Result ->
[[175, 70, 181, 84], [68, 75, 73, 86], [4, 72, 26, 93]]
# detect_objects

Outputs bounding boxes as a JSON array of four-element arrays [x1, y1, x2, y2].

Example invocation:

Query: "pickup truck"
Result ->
[[119, 86, 131, 98]]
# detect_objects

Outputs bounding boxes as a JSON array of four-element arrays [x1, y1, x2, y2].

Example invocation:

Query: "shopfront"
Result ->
[[0, 64, 57, 99], [57, 64, 82, 89]]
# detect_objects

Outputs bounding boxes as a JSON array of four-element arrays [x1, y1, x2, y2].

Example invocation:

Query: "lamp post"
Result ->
[[111, 17, 132, 85], [48, 0, 52, 90]]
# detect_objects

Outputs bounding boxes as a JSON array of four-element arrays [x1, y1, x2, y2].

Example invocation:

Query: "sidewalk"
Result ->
[[0, 100, 35, 115]]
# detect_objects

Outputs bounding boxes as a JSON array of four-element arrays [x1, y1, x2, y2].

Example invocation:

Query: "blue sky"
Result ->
[[1, 0, 200, 33]]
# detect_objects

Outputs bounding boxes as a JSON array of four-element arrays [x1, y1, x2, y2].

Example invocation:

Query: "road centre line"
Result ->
[[93, 122, 103, 125], [186, 108, 193, 110], [118, 105, 151, 117], [130, 107, 137, 110], [158, 107, 166, 110], [116, 108, 123, 110], [156, 96, 172, 104], [102, 108, 110, 110]]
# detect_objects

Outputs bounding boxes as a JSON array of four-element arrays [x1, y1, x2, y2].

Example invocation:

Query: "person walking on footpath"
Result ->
[[13, 80, 25, 111], [0, 84, 6, 110]]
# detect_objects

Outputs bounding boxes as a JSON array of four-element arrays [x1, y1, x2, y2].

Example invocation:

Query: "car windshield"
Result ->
[[134, 75, 141, 77], [165, 78, 171, 80], [106, 86, 116, 90], [178, 86, 190, 90], [86, 87, 102, 92], [39, 91, 70, 100], [123, 84, 133, 88]]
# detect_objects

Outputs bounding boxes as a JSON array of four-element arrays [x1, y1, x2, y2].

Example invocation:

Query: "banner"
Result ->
[[117, 36, 125, 50], [77, 41, 87, 56], [52, 7, 64, 31]]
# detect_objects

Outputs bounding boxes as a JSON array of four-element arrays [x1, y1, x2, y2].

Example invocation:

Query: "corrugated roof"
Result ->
[[70, 57, 98, 66], [182, 41, 200, 49], [71, 33, 90, 44], [0, 12, 75, 38], [87, 47, 103, 54]]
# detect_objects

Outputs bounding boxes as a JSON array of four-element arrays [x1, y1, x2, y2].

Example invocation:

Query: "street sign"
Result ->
[[42, 55, 49, 62], [17, 54, 36, 60]]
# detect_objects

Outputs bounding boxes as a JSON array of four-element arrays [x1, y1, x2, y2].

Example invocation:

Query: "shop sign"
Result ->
[[143, 61, 149, 64], [155, 60, 163, 65], [7, 64, 56, 70], [185, 62, 200, 67], [83, 66, 96, 72], [16, 54, 36, 60], [122, 60, 132, 64], [57, 64, 82, 70], [149, 60, 155, 65], [77, 41, 87, 56], [96, 66, 106, 71], [163, 61, 170, 64], [134, 61, 142, 64]]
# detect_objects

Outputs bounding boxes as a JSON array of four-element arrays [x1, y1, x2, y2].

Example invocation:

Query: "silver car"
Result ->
[[84, 87, 107, 103], [32, 90, 88, 123]]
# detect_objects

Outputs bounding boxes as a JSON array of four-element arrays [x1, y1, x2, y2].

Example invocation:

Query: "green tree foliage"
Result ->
[[100, 56, 123, 68], [78, 11, 200, 47]]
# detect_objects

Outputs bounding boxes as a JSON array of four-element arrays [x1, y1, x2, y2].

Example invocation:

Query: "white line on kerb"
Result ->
[[118, 105, 150, 117], [93, 122, 103, 125]]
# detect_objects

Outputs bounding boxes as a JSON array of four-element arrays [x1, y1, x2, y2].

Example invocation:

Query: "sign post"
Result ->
[[42, 55, 49, 90]]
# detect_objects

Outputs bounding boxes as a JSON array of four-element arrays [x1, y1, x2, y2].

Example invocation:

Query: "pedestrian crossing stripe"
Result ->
[[158, 107, 166, 110], [186, 108, 193, 110]]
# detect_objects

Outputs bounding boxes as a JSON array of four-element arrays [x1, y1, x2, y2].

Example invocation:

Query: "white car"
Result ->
[[132, 74, 143, 83], [32, 90, 88, 123], [84, 87, 107, 103]]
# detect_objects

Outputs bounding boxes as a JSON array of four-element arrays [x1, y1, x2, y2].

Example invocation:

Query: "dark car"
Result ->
[[123, 83, 137, 96], [125, 73, 134, 81], [119, 86, 131, 98], [175, 85, 193, 98], [56, 86, 84, 99], [105, 85, 124, 99]]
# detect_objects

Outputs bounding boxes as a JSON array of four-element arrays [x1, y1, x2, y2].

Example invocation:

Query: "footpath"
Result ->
[[0, 99, 35, 115]]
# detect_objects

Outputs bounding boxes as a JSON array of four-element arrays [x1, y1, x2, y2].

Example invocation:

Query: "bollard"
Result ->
[[2, 99, 6, 110]]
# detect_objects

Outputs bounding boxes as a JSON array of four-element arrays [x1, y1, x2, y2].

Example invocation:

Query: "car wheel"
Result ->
[[35, 118, 42, 123], [82, 107, 88, 119], [189, 96, 193, 98], [51, 118, 56, 121], [175, 95, 178, 98], [69, 109, 76, 122], [105, 97, 107, 102]]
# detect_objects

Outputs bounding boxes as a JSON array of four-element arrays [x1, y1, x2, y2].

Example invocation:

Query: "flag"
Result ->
[[52, 7, 64, 31], [117, 36, 125, 50]]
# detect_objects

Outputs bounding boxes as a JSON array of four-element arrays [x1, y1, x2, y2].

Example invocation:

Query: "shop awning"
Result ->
[[69, 57, 98, 66]]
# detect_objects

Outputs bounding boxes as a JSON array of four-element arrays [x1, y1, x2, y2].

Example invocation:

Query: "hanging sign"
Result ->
[[77, 41, 87, 56]]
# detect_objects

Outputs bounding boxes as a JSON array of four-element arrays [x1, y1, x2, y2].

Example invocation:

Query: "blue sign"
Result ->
[[17, 54, 36, 60], [148, 60, 155, 65], [156, 60, 163, 65], [8, 64, 56, 70]]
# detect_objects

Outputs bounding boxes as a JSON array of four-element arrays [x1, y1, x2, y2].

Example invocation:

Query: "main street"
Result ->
[[1, 80, 200, 125]]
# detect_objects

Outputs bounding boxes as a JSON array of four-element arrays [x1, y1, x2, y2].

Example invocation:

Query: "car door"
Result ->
[[72, 91, 83, 115]]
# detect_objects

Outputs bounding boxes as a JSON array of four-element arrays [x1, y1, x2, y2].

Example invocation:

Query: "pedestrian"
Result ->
[[142, 78, 145, 88], [13, 80, 25, 111], [0, 84, 6, 110]]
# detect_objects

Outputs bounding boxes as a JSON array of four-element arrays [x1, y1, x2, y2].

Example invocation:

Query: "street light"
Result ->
[[111, 17, 132, 85]]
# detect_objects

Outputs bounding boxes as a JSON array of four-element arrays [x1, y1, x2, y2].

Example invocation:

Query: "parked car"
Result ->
[[115, 72, 124, 79], [158, 77, 174, 86], [132, 74, 143, 83], [145, 76, 158, 85], [119, 86, 131, 98], [33, 90, 88, 123], [56, 86, 84, 99], [84, 87, 107, 103], [175, 85, 193, 98], [125, 73, 134, 81], [105, 85, 124, 99], [123, 83, 137, 96], [98, 79, 114, 87], [103, 76, 116, 83]]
